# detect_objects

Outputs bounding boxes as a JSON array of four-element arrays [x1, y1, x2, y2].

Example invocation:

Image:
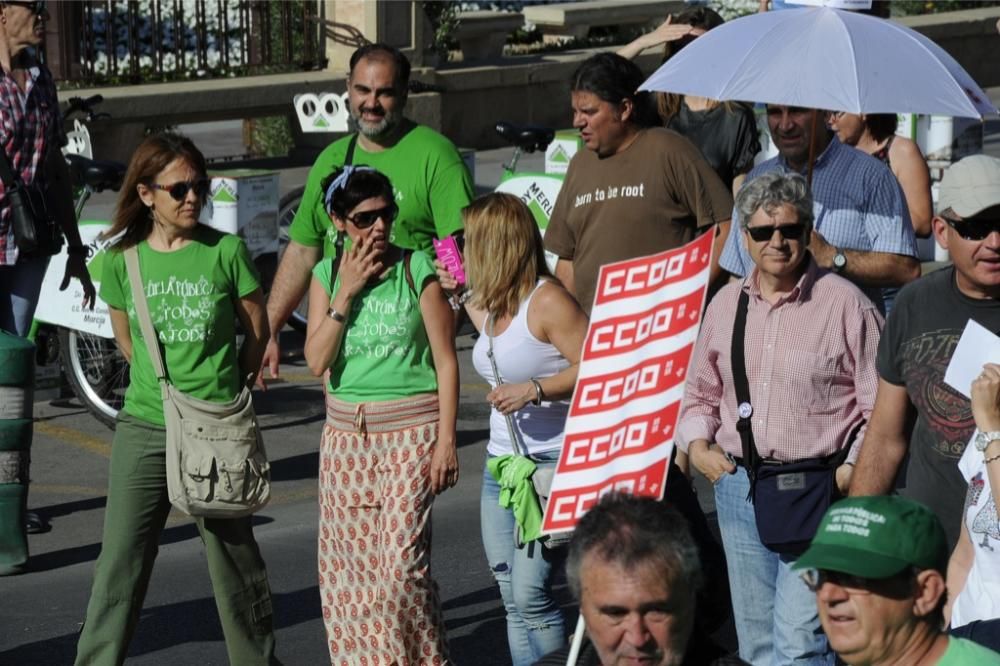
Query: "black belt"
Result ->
[[731, 455, 783, 468]]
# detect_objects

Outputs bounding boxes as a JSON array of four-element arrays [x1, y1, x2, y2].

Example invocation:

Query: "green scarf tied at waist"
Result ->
[[487, 454, 544, 543]]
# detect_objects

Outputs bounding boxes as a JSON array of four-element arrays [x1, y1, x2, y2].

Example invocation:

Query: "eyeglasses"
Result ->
[[800, 567, 916, 594], [942, 215, 1000, 242], [5, 1, 47, 16], [745, 223, 808, 243], [346, 203, 398, 229], [151, 179, 211, 202]]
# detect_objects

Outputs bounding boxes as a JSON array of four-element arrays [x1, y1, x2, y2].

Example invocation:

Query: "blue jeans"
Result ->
[[714, 468, 834, 666], [0, 254, 49, 336], [481, 451, 565, 666]]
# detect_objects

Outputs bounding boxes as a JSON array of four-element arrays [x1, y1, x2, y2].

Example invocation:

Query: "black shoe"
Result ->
[[25, 511, 50, 534]]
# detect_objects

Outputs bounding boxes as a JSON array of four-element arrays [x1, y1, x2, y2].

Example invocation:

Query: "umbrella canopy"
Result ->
[[639, 7, 998, 119]]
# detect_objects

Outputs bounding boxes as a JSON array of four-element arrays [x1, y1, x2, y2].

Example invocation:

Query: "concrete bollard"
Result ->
[[0, 331, 35, 575]]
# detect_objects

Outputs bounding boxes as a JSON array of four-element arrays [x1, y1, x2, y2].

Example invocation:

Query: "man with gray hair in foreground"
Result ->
[[536, 493, 746, 666]]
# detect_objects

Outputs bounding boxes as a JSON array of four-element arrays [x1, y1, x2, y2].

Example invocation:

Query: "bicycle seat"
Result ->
[[495, 122, 555, 153], [67, 154, 126, 192]]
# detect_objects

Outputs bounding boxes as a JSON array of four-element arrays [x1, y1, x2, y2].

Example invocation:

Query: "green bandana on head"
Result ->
[[793, 495, 948, 579]]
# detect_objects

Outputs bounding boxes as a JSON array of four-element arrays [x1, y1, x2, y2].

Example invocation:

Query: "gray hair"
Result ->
[[566, 493, 702, 600], [736, 171, 814, 232]]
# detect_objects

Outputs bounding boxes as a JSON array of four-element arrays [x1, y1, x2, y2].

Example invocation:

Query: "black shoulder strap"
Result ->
[[0, 147, 18, 188], [344, 133, 359, 166], [730, 288, 761, 498]]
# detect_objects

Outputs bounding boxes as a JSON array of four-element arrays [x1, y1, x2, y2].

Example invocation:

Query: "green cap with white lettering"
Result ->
[[793, 496, 948, 579]]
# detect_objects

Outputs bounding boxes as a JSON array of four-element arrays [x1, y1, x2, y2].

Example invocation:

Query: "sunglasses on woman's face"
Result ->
[[942, 215, 1000, 242], [151, 179, 211, 202], [346, 203, 398, 229], [745, 223, 808, 243]]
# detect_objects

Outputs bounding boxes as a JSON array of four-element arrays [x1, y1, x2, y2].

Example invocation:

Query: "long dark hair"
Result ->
[[570, 52, 658, 128], [103, 132, 208, 250]]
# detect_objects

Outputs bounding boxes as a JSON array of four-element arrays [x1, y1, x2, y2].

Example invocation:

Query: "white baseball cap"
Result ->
[[938, 155, 1000, 218]]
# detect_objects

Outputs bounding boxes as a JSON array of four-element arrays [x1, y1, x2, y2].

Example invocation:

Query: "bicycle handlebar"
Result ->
[[65, 94, 106, 121]]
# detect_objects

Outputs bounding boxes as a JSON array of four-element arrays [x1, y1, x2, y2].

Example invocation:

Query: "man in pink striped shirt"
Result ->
[[677, 171, 884, 665]]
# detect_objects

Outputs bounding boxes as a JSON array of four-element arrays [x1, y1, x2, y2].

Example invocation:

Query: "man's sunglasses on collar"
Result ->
[[942, 215, 1000, 241], [745, 223, 808, 243]]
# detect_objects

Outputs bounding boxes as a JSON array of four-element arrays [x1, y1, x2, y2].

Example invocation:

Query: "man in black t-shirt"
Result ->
[[850, 155, 1000, 548]]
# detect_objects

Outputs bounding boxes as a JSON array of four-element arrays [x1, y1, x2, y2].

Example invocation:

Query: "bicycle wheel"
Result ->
[[277, 185, 309, 333], [59, 328, 129, 429]]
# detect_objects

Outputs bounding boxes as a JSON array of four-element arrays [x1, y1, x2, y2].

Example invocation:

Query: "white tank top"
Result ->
[[472, 281, 572, 456]]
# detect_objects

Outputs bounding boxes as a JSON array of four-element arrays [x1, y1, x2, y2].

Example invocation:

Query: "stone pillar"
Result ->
[[323, 0, 429, 75]]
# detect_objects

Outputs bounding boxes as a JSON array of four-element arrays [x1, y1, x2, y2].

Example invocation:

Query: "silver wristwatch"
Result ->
[[974, 430, 1000, 452], [832, 249, 847, 273]]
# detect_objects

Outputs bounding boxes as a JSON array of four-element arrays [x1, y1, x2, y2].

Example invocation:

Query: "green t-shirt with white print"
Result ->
[[312, 249, 438, 402], [99, 226, 261, 426]]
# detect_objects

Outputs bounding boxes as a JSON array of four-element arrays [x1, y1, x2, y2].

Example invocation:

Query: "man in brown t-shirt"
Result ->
[[544, 52, 733, 315]]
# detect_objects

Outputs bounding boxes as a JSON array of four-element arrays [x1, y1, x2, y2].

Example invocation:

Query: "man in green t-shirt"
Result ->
[[794, 496, 1000, 666], [260, 43, 473, 384]]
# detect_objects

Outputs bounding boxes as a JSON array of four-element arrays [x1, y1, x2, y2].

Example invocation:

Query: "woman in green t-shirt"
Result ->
[[76, 133, 276, 665], [303, 166, 459, 664]]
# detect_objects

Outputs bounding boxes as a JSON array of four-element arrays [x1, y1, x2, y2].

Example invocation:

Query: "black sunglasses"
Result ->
[[5, 1, 46, 15], [942, 215, 1000, 242], [346, 203, 398, 229], [745, 223, 808, 243], [151, 179, 211, 202]]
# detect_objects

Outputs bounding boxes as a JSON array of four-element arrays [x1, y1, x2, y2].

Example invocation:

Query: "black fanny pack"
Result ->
[[731, 289, 860, 556], [0, 148, 62, 257]]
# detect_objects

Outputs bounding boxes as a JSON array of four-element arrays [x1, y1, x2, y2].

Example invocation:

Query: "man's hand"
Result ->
[[688, 439, 736, 483], [59, 253, 95, 310], [809, 229, 836, 269], [256, 334, 280, 390], [835, 463, 853, 495]]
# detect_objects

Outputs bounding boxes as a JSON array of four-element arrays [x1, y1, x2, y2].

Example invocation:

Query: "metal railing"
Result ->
[[52, 0, 326, 86]]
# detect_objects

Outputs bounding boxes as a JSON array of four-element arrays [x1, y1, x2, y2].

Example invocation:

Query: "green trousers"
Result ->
[[75, 413, 276, 665]]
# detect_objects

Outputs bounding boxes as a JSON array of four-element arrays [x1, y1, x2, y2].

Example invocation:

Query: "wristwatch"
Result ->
[[832, 249, 847, 273], [975, 430, 1000, 452]]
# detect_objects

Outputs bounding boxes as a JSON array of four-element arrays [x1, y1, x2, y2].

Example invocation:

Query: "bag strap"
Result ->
[[487, 314, 527, 458], [731, 288, 761, 499], [403, 250, 416, 297], [344, 133, 359, 166], [124, 246, 169, 382]]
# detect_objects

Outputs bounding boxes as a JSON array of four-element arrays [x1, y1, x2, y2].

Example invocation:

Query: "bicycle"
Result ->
[[275, 116, 567, 331]]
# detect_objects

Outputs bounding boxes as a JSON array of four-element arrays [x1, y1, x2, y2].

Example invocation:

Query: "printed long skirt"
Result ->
[[318, 393, 449, 665]]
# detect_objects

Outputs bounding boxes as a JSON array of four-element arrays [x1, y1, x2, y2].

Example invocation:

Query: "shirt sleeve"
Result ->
[[312, 256, 335, 297], [864, 163, 919, 258], [875, 290, 907, 386], [226, 236, 262, 298], [676, 298, 726, 452], [288, 143, 343, 248], [428, 154, 473, 240], [719, 204, 751, 277], [730, 105, 762, 177], [98, 249, 127, 310], [846, 301, 885, 463], [408, 250, 438, 293], [543, 159, 579, 260], [665, 134, 733, 229]]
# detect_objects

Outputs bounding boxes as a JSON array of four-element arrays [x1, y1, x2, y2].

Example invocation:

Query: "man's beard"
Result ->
[[349, 106, 402, 139]]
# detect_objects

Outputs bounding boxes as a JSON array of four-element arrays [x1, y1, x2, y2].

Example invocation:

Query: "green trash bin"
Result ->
[[0, 330, 34, 575]]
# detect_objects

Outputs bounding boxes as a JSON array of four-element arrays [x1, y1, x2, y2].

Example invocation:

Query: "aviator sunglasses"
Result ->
[[942, 215, 1000, 242], [745, 223, 808, 243], [150, 179, 211, 202], [346, 203, 398, 229]]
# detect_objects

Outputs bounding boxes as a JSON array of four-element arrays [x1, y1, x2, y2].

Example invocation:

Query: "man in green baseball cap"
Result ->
[[794, 496, 1000, 665]]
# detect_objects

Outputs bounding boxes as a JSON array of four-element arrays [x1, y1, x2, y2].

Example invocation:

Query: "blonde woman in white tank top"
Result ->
[[438, 193, 588, 666]]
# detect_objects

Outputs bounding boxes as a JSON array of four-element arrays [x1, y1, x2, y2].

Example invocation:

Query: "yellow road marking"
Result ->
[[34, 422, 111, 458]]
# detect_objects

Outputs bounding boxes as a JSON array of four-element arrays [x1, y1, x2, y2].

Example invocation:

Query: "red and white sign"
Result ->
[[541, 231, 714, 535]]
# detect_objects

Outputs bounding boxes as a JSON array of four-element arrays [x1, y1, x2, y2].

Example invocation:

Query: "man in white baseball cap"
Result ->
[[851, 154, 1000, 549]]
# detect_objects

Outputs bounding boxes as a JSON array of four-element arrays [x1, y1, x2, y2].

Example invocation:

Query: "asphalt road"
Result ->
[[0, 330, 534, 665]]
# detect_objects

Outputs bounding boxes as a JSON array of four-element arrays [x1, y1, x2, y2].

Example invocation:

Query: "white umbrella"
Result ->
[[639, 7, 998, 119]]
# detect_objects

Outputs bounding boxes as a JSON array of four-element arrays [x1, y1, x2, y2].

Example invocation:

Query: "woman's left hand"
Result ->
[[971, 363, 1000, 432], [487, 382, 537, 416], [430, 441, 459, 494]]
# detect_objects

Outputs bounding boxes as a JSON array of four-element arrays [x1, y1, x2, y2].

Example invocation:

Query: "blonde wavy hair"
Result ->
[[462, 193, 552, 321]]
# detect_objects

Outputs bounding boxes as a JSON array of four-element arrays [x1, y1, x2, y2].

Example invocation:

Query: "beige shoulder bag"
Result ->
[[124, 246, 270, 518]]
